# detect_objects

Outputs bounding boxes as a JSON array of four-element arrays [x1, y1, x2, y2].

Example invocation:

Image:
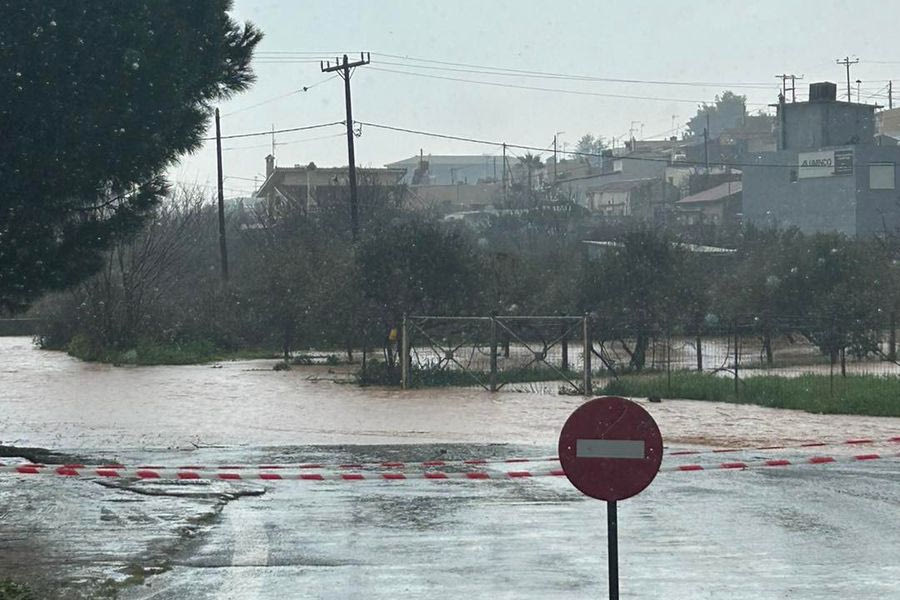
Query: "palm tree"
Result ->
[[517, 153, 543, 206]]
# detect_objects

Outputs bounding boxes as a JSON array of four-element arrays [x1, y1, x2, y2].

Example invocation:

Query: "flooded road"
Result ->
[[1, 337, 898, 599]]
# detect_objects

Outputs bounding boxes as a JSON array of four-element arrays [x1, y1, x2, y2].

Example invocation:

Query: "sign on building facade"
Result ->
[[798, 148, 854, 179]]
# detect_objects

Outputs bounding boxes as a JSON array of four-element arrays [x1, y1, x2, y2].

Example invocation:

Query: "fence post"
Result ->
[[561, 317, 569, 372], [401, 314, 410, 390], [489, 316, 498, 392], [583, 313, 593, 395], [733, 322, 739, 398], [666, 330, 672, 397], [889, 311, 897, 362]]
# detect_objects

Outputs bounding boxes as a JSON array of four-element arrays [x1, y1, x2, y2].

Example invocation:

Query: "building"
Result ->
[[408, 182, 501, 212], [385, 153, 502, 185], [584, 177, 679, 222], [675, 180, 742, 226], [742, 82, 900, 236], [876, 107, 900, 140], [255, 155, 405, 212], [556, 150, 671, 209]]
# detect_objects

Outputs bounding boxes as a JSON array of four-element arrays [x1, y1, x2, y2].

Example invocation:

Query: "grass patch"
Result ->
[[0, 579, 36, 600], [601, 372, 900, 417], [358, 362, 584, 388], [65, 336, 282, 366]]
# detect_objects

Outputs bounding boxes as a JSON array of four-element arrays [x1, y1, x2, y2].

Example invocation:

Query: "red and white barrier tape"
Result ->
[[8, 435, 894, 473], [1, 453, 896, 482]]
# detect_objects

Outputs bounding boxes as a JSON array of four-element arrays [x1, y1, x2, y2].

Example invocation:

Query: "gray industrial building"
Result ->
[[743, 82, 900, 236]]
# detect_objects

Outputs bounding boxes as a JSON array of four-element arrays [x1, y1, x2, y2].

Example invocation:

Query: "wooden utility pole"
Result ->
[[502, 143, 508, 204], [776, 74, 803, 102], [553, 134, 558, 184], [214, 108, 229, 283], [890, 80, 893, 109], [703, 111, 710, 174], [321, 53, 370, 241], [836, 57, 859, 102]]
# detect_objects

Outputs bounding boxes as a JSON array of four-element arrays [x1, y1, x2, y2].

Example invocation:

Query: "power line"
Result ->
[[371, 58, 775, 90], [373, 52, 776, 89], [200, 121, 344, 141], [222, 132, 345, 152], [256, 51, 358, 55], [355, 120, 796, 169], [221, 76, 337, 116], [369, 66, 771, 106]]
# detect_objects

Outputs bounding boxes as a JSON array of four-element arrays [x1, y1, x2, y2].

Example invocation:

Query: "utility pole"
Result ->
[[214, 108, 229, 283], [502, 143, 508, 204], [889, 80, 893, 109], [629, 121, 641, 150], [553, 134, 558, 184], [856, 79, 862, 103], [776, 74, 803, 102], [703, 111, 710, 174], [321, 52, 370, 241], [836, 57, 859, 102], [553, 131, 564, 184]]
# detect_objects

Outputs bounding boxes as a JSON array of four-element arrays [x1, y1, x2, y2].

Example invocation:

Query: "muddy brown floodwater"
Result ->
[[1, 337, 898, 600], [1, 337, 898, 450]]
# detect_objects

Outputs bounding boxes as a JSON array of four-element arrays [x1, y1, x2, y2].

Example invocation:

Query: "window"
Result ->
[[869, 163, 895, 190]]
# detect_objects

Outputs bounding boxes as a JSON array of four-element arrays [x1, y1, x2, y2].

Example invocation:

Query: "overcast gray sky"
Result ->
[[170, 0, 900, 198]]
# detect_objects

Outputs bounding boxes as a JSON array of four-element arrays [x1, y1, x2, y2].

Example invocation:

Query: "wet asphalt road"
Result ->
[[6, 443, 894, 600], [95, 443, 898, 600]]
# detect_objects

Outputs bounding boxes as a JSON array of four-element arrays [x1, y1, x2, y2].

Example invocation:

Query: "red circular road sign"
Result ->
[[558, 396, 663, 501]]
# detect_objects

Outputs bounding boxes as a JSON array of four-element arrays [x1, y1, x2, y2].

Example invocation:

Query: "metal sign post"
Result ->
[[607, 499, 618, 600], [558, 396, 663, 600]]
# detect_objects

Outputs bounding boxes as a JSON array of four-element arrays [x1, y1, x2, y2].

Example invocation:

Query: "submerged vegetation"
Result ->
[[602, 372, 900, 417]]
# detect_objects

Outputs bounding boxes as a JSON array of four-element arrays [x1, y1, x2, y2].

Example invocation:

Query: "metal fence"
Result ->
[[400, 314, 900, 394], [401, 315, 592, 393], [594, 319, 900, 389]]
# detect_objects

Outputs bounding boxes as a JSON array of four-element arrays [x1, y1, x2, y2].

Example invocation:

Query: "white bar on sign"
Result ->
[[576, 439, 645, 459]]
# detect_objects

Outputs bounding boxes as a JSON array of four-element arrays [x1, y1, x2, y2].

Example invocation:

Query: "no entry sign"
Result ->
[[558, 396, 663, 501]]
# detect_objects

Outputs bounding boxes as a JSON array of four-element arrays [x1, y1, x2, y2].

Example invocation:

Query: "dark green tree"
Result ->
[[0, 1, 262, 311], [356, 219, 483, 368], [685, 91, 747, 139], [580, 227, 688, 370], [575, 133, 606, 156]]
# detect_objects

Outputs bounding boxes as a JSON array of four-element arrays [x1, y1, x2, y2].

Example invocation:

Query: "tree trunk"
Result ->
[[695, 334, 703, 371], [763, 332, 774, 367], [840, 347, 847, 377], [630, 333, 649, 371], [282, 319, 294, 360]]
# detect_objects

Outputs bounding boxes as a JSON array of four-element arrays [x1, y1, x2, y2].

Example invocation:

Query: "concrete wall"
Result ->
[[743, 145, 900, 236], [780, 102, 875, 150], [743, 150, 857, 235], [854, 145, 900, 236]]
